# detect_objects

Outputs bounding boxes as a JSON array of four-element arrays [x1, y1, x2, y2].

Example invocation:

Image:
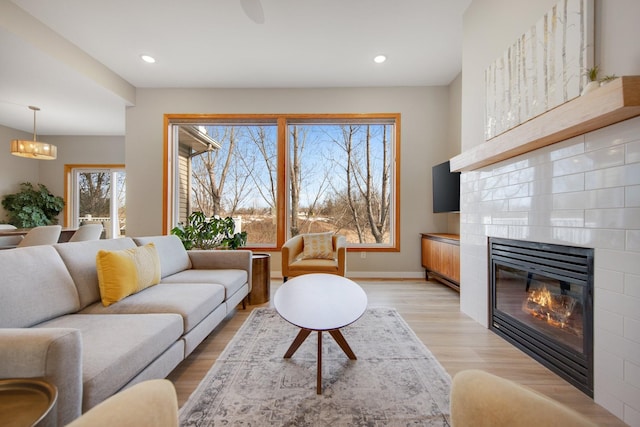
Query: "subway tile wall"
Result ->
[[459, 116, 640, 426]]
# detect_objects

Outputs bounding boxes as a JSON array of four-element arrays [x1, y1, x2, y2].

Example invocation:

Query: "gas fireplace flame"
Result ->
[[530, 287, 553, 308], [523, 286, 577, 332]]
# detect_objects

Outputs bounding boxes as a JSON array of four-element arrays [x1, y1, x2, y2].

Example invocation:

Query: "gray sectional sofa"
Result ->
[[0, 235, 252, 426]]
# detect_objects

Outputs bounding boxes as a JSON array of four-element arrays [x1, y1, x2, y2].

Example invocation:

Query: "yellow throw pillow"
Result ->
[[96, 243, 161, 307], [302, 232, 335, 260]]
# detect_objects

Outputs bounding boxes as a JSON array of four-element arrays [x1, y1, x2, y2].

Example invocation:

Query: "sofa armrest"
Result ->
[[187, 249, 252, 270], [0, 328, 83, 426]]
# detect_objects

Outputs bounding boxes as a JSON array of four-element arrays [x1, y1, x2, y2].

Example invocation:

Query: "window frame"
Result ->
[[64, 164, 125, 238], [163, 113, 400, 252]]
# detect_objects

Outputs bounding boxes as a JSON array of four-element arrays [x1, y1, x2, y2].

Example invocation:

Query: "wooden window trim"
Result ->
[[163, 113, 400, 252]]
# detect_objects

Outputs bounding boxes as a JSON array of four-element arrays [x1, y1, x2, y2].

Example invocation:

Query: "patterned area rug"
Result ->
[[179, 307, 451, 426]]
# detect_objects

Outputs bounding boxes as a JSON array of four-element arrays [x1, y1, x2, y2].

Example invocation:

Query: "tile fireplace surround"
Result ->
[[458, 115, 640, 425]]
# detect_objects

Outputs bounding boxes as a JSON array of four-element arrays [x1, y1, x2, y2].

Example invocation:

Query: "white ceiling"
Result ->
[[0, 0, 471, 136]]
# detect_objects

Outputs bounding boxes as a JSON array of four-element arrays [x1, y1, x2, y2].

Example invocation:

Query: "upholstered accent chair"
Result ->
[[0, 224, 23, 249], [450, 370, 597, 427], [17, 225, 62, 247], [66, 379, 178, 427], [281, 232, 346, 282], [69, 223, 104, 242]]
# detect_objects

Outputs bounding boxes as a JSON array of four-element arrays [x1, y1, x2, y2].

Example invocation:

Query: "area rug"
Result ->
[[179, 307, 451, 426]]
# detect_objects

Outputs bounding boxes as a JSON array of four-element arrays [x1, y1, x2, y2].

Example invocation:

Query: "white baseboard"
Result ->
[[272, 270, 425, 280]]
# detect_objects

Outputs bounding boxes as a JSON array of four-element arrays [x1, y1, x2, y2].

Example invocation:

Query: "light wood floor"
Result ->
[[167, 279, 626, 426]]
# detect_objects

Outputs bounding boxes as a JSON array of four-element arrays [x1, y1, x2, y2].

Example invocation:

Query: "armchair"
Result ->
[[69, 223, 103, 242], [281, 232, 346, 282], [0, 224, 23, 248], [450, 370, 597, 427], [66, 379, 178, 427], [17, 225, 62, 247]]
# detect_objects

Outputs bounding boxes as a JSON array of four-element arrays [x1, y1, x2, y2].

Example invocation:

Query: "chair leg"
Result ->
[[283, 276, 287, 282]]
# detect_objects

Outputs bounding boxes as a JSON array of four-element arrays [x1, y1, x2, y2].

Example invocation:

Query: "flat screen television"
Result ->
[[432, 160, 460, 213]]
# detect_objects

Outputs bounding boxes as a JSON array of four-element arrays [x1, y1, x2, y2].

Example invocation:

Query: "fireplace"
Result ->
[[489, 237, 594, 396]]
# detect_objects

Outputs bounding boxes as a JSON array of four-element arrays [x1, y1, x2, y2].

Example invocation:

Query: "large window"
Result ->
[[165, 114, 399, 250], [65, 165, 126, 238]]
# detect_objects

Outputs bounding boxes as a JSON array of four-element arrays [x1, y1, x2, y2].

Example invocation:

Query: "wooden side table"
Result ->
[[0, 378, 58, 427], [248, 253, 271, 305]]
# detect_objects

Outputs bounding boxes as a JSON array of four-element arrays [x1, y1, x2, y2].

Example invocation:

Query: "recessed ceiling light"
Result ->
[[140, 54, 156, 64], [373, 55, 387, 64]]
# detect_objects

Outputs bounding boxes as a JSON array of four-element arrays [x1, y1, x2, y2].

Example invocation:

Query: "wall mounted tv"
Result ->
[[432, 160, 461, 213]]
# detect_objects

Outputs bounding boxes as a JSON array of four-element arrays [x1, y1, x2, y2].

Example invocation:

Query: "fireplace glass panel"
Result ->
[[494, 265, 584, 353]]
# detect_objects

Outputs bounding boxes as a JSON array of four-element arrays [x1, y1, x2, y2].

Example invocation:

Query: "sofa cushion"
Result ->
[[287, 258, 339, 273], [55, 238, 138, 309], [0, 245, 80, 328], [35, 313, 183, 412], [79, 283, 226, 333], [159, 269, 247, 300], [96, 243, 161, 307], [133, 235, 192, 278]]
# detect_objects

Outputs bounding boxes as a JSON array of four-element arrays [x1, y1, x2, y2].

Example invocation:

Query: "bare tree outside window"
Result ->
[[78, 172, 111, 218], [72, 167, 126, 238], [171, 114, 398, 249], [190, 125, 278, 245], [291, 123, 392, 244]]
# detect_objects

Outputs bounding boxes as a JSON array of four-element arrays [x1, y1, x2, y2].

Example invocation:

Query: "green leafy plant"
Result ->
[[586, 65, 599, 82], [599, 74, 618, 84], [585, 66, 617, 84], [171, 211, 247, 250], [1, 182, 65, 228]]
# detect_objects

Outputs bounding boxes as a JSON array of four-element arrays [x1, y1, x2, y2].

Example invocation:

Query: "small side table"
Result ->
[[0, 378, 58, 427], [248, 253, 271, 305]]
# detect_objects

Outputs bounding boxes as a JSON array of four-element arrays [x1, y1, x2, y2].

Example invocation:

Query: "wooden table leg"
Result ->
[[317, 331, 322, 394], [328, 329, 357, 359], [284, 328, 354, 395], [284, 328, 312, 358]]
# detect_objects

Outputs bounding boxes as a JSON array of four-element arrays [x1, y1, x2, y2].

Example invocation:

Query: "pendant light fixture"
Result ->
[[10, 106, 57, 160]]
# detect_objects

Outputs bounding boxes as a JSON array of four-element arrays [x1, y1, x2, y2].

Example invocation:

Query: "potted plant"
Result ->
[[1, 182, 65, 228], [171, 211, 247, 250], [599, 74, 618, 86], [581, 65, 600, 96]]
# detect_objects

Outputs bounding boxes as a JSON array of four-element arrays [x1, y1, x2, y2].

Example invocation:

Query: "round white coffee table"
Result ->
[[274, 273, 368, 394]]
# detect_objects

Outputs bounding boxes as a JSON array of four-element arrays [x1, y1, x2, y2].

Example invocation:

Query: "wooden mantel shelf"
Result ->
[[450, 76, 640, 172]]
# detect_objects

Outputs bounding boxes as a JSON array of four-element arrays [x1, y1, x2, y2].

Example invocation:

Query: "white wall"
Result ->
[[446, 72, 463, 235], [125, 86, 451, 275], [460, 1, 640, 424], [447, 72, 462, 160], [0, 124, 40, 221]]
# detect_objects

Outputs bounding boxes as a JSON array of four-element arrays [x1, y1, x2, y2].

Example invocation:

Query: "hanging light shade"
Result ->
[[10, 106, 57, 160]]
